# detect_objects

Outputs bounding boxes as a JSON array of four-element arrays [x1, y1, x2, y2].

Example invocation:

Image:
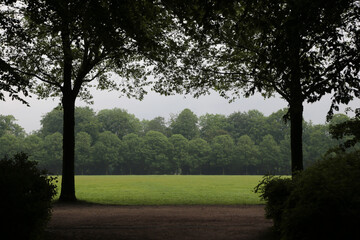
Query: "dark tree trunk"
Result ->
[[289, 100, 304, 175], [59, 90, 77, 202], [287, 9, 304, 176], [59, 17, 77, 201]]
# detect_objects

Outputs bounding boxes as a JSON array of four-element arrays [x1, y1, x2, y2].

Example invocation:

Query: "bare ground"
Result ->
[[46, 204, 274, 240]]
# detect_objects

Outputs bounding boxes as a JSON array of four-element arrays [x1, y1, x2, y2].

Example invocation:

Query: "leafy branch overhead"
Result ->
[[8, 0, 177, 102], [0, 0, 30, 104], [0, 0, 187, 202], [156, 0, 359, 113], [154, 0, 360, 174]]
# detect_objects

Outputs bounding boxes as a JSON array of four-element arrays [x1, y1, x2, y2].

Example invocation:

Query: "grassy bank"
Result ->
[[53, 175, 264, 205]]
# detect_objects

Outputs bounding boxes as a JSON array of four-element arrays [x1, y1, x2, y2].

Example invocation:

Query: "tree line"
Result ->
[[0, 107, 351, 175]]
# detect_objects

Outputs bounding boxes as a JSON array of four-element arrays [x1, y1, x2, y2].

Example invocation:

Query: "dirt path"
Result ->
[[46, 204, 273, 240]]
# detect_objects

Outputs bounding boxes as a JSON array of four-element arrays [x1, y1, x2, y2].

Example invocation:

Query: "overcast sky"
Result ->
[[1, 86, 359, 134]]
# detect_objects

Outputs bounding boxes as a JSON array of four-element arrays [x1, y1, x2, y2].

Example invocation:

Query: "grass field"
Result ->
[[53, 175, 264, 205]]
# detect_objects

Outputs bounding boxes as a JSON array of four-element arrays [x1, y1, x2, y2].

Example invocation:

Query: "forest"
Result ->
[[0, 107, 352, 175]]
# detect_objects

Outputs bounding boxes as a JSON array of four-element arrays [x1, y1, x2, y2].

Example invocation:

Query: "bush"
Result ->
[[0, 153, 57, 240], [254, 175, 293, 231], [256, 151, 360, 240]]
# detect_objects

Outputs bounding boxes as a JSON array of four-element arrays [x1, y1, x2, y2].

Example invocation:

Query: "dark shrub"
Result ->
[[257, 151, 360, 240], [282, 151, 360, 240], [0, 153, 57, 240], [255, 175, 293, 231]]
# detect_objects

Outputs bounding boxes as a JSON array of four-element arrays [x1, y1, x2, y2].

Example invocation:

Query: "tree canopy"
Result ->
[[154, 0, 360, 175], [0, 0, 182, 201], [0, 0, 30, 104]]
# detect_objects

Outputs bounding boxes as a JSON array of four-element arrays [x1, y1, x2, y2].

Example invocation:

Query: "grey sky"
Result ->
[[1, 87, 359, 134]]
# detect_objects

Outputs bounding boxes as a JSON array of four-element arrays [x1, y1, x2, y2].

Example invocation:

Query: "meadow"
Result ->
[[53, 175, 264, 205]]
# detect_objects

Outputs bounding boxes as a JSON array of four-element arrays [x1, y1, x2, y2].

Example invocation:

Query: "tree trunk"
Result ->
[[59, 93, 77, 202], [58, 11, 77, 202], [288, 9, 304, 176], [289, 100, 304, 175]]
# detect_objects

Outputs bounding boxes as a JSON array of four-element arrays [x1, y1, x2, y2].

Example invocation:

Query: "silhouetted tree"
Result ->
[[155, 0, 358, 175], [4, 0, 179, 201]]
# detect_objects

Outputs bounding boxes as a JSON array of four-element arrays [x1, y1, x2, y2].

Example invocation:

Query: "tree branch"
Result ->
[[16, 69, 62, 88]]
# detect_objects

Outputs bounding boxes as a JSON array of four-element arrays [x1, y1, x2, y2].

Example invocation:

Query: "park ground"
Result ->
[[46, 203, 274, 240]]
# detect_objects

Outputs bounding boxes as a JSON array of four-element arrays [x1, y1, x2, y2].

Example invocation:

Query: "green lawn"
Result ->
[[53, 175, 264, 205]]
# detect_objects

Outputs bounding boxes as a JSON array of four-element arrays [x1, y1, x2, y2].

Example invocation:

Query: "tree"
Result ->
[[198, 113, 228, 142], [224, 110, 267, 144], [329, 111, 360, 150], [22, 134, 43, 162], [38, 132, 63, 174], [155, 0, 358, 175], [210, 134, 235, 174], [0, 114, 25, 137], [303, 124, 334, 168], [97, 108, 141, 139], [142, 131, 172, 174], [259, 135, 281, 174], [169, 134, 189, 174], [142, 116, 169, 136], [40, 106, 100, 140], [74, 107, 100, 142], [75, 131, 92, 174], [91, 131, 123, 175], [170, 108, 199, 140], [3, 0, 180, 201], [40, 107, 63, 136], [122, 133, 144, 174], [0, 133, 22, 158], [234, 135, 259, 175], [188, 138, 211, 174], [266, 109, 290, 143], [0, 0, 30, 105], [279, 135, 291, 174]]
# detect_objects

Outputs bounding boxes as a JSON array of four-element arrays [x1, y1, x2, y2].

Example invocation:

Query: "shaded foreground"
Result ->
[[46, 204, 273, 240]]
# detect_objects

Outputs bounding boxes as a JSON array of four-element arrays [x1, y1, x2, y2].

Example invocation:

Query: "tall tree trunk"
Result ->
[[58, 8, 77, 202], [59, 92, 77, 202], [288, 8, 304, 176], [289, 100, 304, 175]]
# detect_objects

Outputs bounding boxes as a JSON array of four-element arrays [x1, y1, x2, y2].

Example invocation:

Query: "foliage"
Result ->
[[329, 112, 360, 149], [122, 133, 144, 174], [254, 175, 293, 231], [0, 0, 30, 104], [210, 134, 235, 174], [37, 132, 63, 175], [170, 108, 199, 140], [0, 114, 25, 137], [40, 107, 63, 136], [188, 137, 211, 174], [142, 116, 169, 136], [75, 131, 92, 175], [97, 108, 142, 139], [199, 113, 229, 142], [0, 153, 57, 240], [169, 134, 189, 174], [0, 0, 182, 201], [142, 131, 173, 174], [91, 131, 123, 174], [155, 0, 359, 175], [234, 135, 259, 175], [0, 133, 21, 157], [3, 107, 345, 175], [259, 135, 281, 174], [256, 151, 360, 239]]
